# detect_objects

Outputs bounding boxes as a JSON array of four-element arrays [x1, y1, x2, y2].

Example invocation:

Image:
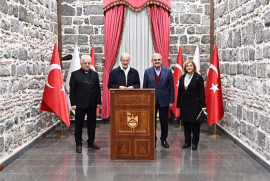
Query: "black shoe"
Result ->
[[182, 143, 191, 149], [88, 142, 100, 150], [192, 144, 197, 150], [161, 140, 169, 148], [76, 146, 82, 153]]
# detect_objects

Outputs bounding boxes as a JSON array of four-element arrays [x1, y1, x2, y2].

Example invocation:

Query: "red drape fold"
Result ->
[[102, 5, 125, 119], [149, 5, 170, 67]]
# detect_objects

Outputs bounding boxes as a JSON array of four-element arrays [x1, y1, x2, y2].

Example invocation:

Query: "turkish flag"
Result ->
[[171, 46, 183, 118], [205, 45, 224, 126], [90, 45, 100, 115], [40, 43, 70, 127]]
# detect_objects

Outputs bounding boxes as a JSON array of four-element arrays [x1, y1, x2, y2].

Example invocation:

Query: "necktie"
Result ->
[[156, 69, 160, 76]]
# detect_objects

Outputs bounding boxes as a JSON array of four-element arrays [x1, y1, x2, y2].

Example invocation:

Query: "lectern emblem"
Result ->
[[126, 112, 138, 130]]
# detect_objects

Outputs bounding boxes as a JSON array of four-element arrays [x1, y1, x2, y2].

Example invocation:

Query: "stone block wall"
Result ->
[[171, 0, 211, 78], [215, 0, 270, 162], [0, 0, 59, 163], [61, 0, 211, 82], [61, 0, 104, 83]]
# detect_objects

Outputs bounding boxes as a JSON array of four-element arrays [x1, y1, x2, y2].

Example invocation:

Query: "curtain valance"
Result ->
[[103, 0, 171, 12]]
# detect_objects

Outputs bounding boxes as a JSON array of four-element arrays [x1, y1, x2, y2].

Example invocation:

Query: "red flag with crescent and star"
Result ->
[[90, 45, 100, 115], [40, 43, 70, 127], [205, 45, 224, 126], [171, 46, 183, 118]]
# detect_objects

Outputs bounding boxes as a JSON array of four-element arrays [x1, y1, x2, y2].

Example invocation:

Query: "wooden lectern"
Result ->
[[110, 89, 155, 160]]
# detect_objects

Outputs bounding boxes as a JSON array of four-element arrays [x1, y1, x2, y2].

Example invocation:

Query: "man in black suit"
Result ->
[[70, 55, 101, 153], [108, 53, 140, 89]]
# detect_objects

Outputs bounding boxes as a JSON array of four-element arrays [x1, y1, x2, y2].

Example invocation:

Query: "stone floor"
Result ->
[[0, 123, 269, 181]]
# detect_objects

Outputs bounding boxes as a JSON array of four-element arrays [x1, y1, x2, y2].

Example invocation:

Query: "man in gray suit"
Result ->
[[143, 53, 174, 148]]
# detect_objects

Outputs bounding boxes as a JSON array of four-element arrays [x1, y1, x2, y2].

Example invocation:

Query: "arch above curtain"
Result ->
[[102, 0, 171, 119]]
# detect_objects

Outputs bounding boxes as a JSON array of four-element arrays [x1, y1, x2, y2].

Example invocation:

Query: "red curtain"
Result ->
[[103, 0, 171, 10], [149, 5, 170, 67], [102, 5, 125, 119]]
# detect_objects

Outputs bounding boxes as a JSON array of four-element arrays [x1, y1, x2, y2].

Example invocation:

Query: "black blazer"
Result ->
[[177, 72, 206, 122], [108, 66, 140, 89], [70, 68, 101, 109]]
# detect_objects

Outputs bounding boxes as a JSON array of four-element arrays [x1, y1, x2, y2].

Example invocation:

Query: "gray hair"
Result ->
[[120, 52, 130, 60], [152, 53, 162, 59], [81, 55, 92, 63]]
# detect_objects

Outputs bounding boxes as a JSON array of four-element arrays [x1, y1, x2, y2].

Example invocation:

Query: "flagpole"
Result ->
[[204, 35, 214, 134], [90, 36, 94, 46], [178, 44, 183, 130], [89, 40, 100, 128], [175, 44, 183, 130], [55, 36, 70, 139], [55, 120, 69, 139], [67, 40, 79, 136], [208, 124, 221, 139], [49, 42, 69, 139], [58, 52, 70, 140], [177, 118, 184, 130], [215, 33, 217, 46]]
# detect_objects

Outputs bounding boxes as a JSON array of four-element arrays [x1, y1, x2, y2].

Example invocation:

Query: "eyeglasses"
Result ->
[[83, 62, 91, 65], [121, 59, 130, 63], [153, 59, 161, 61]]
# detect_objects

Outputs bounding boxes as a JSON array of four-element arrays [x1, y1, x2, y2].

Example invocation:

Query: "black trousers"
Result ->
[[74, 106, 97, 147], [155, 103, 169, 142], [183, 122, 201, 145]]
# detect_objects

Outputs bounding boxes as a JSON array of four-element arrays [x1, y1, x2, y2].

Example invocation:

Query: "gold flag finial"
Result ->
[[197, 39, 200, 46], [75, 39, 79, 46]]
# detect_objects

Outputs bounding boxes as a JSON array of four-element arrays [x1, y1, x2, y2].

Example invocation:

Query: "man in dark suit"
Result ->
[[143, 53, 174, 148], [108, 53, 140, 89], [70, 55, 101, 153]]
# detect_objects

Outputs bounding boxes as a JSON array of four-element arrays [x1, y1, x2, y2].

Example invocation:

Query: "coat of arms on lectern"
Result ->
[[126, 112, 138, 130]]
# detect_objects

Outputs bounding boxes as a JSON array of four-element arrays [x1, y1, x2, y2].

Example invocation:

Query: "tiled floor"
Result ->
[[0, 123, 269, 181]]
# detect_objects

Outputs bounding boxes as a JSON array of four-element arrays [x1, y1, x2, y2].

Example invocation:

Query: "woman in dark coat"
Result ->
[[177, 60, 206, 150]]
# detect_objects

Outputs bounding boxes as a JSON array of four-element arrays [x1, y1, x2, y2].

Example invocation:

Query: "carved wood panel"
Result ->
[[110, 89, 155, 160]]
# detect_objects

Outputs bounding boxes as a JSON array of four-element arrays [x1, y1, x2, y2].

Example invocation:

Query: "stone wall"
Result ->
[[215, 0, 270, 162], [61, 0, 104, 83], [61, 0, 211, 81], [0, 0, 59, 163], [171, 0, 211, 78]]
